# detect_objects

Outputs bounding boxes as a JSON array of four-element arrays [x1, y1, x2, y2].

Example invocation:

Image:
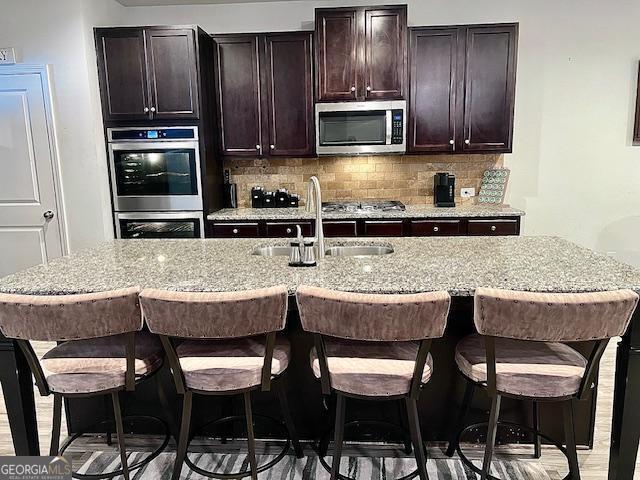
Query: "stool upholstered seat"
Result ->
[[176, 335, 291, 392], [42, 331, 163, 394], [454, 334, 587, 399], [310, 338, 434, 397]]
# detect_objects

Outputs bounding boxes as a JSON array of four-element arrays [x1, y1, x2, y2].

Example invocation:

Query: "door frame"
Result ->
[[0, 64, 69, 256]]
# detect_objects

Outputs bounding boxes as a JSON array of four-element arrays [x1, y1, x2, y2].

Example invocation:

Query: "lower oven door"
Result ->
[[115, 212, 204, 239]]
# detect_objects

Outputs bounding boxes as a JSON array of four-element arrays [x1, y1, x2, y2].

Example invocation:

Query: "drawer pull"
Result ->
[[433, 226, 439, 232], [232, 228, 239, 234], [490, 225, 497, 232], [286, 228, 292, 234]]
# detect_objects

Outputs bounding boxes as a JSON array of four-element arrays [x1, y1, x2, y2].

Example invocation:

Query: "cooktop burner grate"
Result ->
[[322, 200, 406, 213]]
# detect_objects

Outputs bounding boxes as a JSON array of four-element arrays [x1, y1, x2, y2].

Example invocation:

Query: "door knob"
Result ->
[[143, 107, 149, 113], [150, 106, 156, 113], [43, 210, 55, 220]]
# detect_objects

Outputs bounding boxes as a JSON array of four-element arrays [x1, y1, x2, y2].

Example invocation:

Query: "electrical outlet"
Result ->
[[461, 188, 476, 198]]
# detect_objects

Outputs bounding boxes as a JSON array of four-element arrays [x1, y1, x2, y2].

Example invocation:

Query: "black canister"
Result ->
[[262, 191, 276, 208], [289, 194, 300, 208], [251, 186, 264, 208], [275, 189, 290, 208]]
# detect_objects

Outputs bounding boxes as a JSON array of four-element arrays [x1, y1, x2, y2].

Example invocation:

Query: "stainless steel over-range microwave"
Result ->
[[315, 100, 406, 155]]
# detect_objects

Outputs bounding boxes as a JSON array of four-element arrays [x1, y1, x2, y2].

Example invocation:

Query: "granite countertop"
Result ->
[[1, 236, 639, 297], [206, 204, 525, 221]]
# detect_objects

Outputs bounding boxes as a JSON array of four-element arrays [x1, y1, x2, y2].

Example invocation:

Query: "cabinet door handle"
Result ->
[[433, 226, 439, 232], [270, 144, 275, 149], [490, 225, 497, 232], [449, 139, 454, 145], [350, 86, 356, 92], [366, 86, 372, 92], [286, 228, 292, 234], [232, 228, 239, 234], [150, 106, 156, 113], [464, 139, 470, 145], [143, 107, 149, 113]]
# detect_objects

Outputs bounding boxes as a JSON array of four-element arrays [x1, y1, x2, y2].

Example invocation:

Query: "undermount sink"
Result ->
[[251, 246, 292, 257], [324, 245, 394, 257], [251, 245, 394, 257]]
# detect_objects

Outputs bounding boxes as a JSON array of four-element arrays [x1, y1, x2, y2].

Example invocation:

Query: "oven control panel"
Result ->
[[391, 110, 404, 145], [109, 127, 197, 141]]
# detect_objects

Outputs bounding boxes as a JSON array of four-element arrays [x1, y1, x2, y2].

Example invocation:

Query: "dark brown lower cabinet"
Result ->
[[467, 218, 519, 236], [208, 216, 520, 238], [410, 219, 462, 236]]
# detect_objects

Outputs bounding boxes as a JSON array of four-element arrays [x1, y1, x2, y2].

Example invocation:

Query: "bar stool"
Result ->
[[0, 287, 168, 480], [447, 287, 639, 480], [295, 285, 451, 480], [139, 285, 303, 480]]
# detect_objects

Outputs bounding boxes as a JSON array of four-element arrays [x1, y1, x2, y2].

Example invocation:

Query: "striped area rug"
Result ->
[[77, 452, 551, 479]]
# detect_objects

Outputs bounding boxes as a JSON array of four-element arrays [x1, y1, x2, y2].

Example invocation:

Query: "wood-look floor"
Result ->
[[1, 340, 638, 479]]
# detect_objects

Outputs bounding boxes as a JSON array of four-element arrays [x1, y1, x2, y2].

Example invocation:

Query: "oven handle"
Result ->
[[109, 141, 200, 150]]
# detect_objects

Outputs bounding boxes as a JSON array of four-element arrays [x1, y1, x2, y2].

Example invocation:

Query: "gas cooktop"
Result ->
[[321, 200, 406, 213]]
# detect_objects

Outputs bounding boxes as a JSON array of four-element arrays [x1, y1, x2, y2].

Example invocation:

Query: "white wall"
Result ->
[[121, 0, 640, 266], [2, 0, 640, 267], [0, 0, 125, 252]]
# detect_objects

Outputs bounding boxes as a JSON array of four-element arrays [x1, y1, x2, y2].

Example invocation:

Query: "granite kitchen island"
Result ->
[[1, 236, 639, 480]]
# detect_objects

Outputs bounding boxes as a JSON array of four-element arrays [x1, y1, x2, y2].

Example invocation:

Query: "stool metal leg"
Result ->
[[111, 392, 130, 480], [405, 397, 428, 480], [172, 391, 193, 480], [396, 400, 412, 454], [276, 378, 304, 458], [243, 391, 258, 480], [563, 400, 581, 480], [480, 394, 501, 480], [331, 394, 346, 480], [533, 401, 542, 459], [49, 394, 62, 456], [446, 381, 476, 457]]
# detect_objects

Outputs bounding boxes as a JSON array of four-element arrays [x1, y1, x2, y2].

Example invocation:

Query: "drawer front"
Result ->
[[411, 219, 462, 236], [363, 220, 404, 236], [323, 221, 358, 237], [265, 222, 313, 238], [211, 222, 260, 238], [467, 218, 519, 236]]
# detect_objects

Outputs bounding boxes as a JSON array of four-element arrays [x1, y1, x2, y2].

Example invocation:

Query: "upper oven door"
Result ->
[[315, 101, 406, 155], [108, 141, 203, 212]]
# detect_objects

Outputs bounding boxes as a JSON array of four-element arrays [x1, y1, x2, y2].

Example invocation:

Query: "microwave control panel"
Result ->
[[391, 110, 404, 144]]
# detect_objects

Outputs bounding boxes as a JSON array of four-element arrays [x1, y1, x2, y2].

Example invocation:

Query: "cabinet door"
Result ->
[[462, 25, 518, 152], [214, 36, 262, 156], [145, 28, 199, 120], [263, 33, 314, 156], [265, 222, 313, 238], [363, 7, 407, 100], [467, 218, 520, 236], [210, 222, 260, 238], [410, 219, 462, 236], [363, 220, 404, 236], [316, 9, 359, 102], [409, 28, 459, 152], [95, 28, 150, 122], [323, 221, 358, 237]]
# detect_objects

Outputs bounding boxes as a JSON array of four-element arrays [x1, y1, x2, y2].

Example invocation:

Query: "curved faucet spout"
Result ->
[[306, 176, 325, 259]]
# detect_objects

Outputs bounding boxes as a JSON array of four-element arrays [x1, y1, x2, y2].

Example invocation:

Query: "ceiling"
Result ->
[[116, 0, 309, 5]]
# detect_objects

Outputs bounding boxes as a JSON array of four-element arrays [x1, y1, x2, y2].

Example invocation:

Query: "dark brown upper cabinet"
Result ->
[[145, 28, 199, 120], [409, 27, 459, 152], [408, 23, 518, 154], [315, 5, 407, 102], [95, 27, 200, 122], [463, 25, 518, 152], [213, 32, 314, 158], [634, 61, 640, 145]]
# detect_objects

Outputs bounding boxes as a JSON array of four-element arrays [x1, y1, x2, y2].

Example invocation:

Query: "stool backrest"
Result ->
[[0, 287, 142, 341], [296, 285, 451, 341], [139, 285, 288, 394], [474, 288, 638, 342], [0, 287, 142, 395], [139, 285, 288, 339]]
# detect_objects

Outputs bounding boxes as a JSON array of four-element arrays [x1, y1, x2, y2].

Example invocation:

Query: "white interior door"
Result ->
[[0, 67, 65, 278]]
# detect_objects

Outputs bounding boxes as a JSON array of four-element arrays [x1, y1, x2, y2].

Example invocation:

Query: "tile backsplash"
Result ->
[[225, 154, 504, 208]]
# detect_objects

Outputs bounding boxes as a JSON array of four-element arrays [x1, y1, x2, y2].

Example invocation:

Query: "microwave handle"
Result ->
[[385, 110, 392, 145]]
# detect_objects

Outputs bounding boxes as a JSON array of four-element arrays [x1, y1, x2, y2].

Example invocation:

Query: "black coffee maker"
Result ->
[[434, 173, 455, 207]]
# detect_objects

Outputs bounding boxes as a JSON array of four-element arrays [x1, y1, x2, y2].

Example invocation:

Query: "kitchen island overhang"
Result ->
[[1, 236, 639, 480]]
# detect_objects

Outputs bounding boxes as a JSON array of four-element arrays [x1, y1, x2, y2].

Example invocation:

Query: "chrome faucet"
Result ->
[[306, 176, 325, 259]]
